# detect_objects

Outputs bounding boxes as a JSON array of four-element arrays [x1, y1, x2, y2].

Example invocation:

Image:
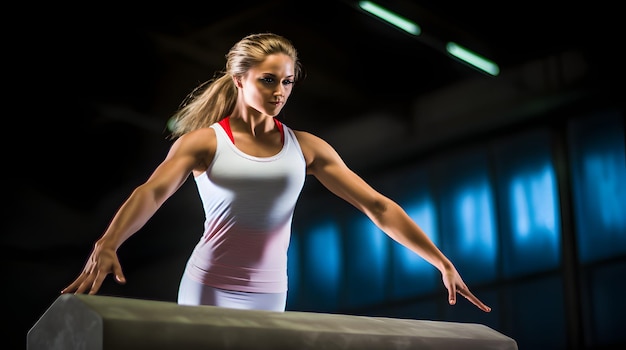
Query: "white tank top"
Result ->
[[185, 121, 306, 293]]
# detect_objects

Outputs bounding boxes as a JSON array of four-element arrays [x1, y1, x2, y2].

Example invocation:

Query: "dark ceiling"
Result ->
[[31, 0, 621, 133], [16, 0, 622, 206]]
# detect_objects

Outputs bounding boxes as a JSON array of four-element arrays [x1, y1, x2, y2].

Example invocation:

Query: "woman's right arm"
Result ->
[[61, 128, 216, 295]]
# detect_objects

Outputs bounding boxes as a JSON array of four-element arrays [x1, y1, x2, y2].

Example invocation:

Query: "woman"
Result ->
[[62, 32, 491, 313]]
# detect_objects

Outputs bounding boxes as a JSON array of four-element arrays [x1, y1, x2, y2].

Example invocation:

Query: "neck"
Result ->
[[229, 113, 275, 137]]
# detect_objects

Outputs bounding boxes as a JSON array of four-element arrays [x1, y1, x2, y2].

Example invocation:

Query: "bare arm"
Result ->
[[61, 128, 216, 295], [295, 131, 491, 312]]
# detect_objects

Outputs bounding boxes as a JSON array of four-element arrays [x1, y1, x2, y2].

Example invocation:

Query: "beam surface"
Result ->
[[28, 294, 517, 350]]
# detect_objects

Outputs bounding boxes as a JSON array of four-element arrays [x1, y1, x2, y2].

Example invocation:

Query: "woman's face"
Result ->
[[239, 53, 295, 117]]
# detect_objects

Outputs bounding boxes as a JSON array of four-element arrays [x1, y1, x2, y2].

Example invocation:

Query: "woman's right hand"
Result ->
[[61, 244, 126, 295]]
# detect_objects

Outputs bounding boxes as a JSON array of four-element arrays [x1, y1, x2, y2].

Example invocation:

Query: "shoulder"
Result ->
[[174, 127, 217, 147], [293, 129, 326, 145], [169, 127, 218, 168], [292, 129, 342, 168], [293, 129, 329, 152]]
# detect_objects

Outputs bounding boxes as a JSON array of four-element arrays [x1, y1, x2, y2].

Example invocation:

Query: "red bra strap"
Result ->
[[218, 116, 234, 143], [218, 116, 284, 145], [274, 117, 284, 145]]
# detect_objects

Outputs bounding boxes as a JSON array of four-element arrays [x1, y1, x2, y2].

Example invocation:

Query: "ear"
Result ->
[[233, 76, 242, 88]]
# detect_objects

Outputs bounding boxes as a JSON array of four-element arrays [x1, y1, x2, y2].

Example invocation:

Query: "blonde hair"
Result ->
[[168, 33, 304, 138]]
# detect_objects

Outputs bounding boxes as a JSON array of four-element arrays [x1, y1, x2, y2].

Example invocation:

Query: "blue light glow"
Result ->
[[510, 169, 558, 243], [582, 153, 626, 230], [569, 112, 626, 262], [494, 130, 561, 277], [302, 220, 342, 310], [455, 183, 497, 257], [505, 165, 561, 276], [344, 216, 389, 307]]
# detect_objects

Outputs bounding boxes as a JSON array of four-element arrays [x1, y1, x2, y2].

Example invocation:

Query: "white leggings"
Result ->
[[177, 273, 287, 312]]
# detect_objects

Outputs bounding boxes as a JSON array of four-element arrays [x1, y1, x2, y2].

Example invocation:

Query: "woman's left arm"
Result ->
[[295, 131, 491, 312]]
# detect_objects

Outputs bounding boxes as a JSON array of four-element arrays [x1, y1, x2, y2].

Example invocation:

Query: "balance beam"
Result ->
[[28, 294, 517, 349]]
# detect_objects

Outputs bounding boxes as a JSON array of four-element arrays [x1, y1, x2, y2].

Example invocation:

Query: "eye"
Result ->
[[261, 77, 275, 84], [282, 79, 294, 86]]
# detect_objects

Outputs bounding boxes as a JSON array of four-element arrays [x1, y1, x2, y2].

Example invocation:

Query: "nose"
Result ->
[[274, 84, 285, 98]]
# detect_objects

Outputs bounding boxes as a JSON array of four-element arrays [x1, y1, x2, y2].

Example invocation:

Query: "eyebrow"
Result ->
[[261, 73, 295, 78]]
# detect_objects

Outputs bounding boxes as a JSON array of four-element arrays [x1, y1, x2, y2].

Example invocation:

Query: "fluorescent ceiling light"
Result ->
[[447, 42, 500, 76], [359, 1, 421, 36]]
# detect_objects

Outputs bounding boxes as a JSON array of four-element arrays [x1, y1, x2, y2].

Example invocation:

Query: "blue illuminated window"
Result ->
[[568, 111, 626, 263], [436, 149, 498, 283], [344, 216, 389, 308], [300, 218, 343, 311], [494, 130, 561, 277]]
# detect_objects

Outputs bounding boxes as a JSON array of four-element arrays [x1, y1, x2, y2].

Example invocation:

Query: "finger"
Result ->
[[460, 290, 491, 312], [448, 285, 457, 305], [113, 264, 126, 285], [75, 274, 96, 295], [89, 270, 108, 295], [61, 278, 82, 294]]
